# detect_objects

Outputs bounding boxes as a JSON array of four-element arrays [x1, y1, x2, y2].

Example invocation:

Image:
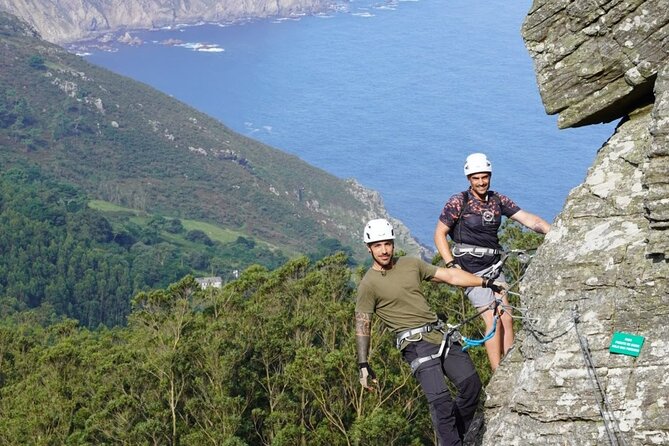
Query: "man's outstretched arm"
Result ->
[[432, 267, 507, 293], [511, 210, 551, 234]]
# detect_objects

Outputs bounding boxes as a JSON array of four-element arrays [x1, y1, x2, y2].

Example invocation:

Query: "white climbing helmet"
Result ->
[[463, 153, 492, 176], [363, 218, 395, 244]]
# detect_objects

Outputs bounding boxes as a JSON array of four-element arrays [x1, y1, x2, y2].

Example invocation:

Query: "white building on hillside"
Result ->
[[195, 276, 223, 289]]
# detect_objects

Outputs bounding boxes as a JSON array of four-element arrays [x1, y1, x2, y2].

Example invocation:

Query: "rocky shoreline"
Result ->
[[0, 0, 339, 45]]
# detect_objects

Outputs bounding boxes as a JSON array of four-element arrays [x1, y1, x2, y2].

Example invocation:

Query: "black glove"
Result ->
[[483, 278, 507, 294], [444, 260, 461, 269], [358, 362, 377, 390]]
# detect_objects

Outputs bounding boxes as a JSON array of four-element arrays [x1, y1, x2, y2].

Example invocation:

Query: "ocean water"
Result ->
[[82, 0, 617, 247]]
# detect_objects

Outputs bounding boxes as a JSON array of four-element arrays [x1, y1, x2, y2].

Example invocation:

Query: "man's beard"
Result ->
[[373, 253, 392, 269]]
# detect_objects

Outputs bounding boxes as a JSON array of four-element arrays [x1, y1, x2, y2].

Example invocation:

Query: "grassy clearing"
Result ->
[[88, 199, 280, 248]]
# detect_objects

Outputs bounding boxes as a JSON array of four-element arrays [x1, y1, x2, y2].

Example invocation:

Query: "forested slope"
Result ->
[[0, 167, 290, 327], [0, 256, 479, 445], [0, 219, 542, 444]]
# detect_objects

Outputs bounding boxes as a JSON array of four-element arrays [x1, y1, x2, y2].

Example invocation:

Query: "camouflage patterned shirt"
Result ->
[[438, 189, 520, 272]]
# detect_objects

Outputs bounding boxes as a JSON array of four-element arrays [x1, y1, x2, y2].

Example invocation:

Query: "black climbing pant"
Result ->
[[402, 339, 482, 445]]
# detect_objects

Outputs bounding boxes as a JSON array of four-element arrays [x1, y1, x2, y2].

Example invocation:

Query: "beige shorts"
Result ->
[[465, 271, 506, 308]]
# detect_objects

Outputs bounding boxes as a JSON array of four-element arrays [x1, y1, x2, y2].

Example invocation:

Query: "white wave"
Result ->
[[176, 41, 224, 52], [332, 4, 349, 12], [272, 17, 302, 23], [175, 21, 206, 29]]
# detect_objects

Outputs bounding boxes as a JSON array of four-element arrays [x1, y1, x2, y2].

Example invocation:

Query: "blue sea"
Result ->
[[82, 0, 617, 247]]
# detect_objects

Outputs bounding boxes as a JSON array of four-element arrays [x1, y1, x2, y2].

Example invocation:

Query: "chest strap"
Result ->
[[452, 243, 500, 258], [395, 320, 444, 349]]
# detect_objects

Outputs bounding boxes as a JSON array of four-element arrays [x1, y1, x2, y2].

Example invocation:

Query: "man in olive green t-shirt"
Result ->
[[355, 219, 505, 446]]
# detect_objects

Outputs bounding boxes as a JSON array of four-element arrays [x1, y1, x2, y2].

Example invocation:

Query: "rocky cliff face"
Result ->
[[477, 1, 669, 444], [0, 0, 331, 44]]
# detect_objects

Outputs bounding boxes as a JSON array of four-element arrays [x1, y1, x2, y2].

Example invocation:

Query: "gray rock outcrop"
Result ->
[[477, 1, 669, 444], [523, 0, 669, 130], [0, 0, 331, 44]]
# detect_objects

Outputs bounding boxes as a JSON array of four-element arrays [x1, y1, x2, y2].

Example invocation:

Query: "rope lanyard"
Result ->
[[462, 314, 499, 351], [408, 299, 502, 374], [456, 248, 539, 350]]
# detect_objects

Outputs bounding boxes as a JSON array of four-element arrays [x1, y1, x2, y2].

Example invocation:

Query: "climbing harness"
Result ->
[[453, 243, 534, 284], [477, 255, 506, 279], [395, 320, 445, 349], [405, 324, 458, 375], [452, 243, 501, 258], [453, 247, 516, 284], [402, 299, 503, 374]]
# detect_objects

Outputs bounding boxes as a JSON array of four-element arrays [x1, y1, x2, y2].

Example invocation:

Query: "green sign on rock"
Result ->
[[609, 332, 645, 357]]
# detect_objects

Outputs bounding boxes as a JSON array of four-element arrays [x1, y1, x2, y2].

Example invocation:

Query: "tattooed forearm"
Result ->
[[355, 312, 372, 337], [355, 312, 372, 363]]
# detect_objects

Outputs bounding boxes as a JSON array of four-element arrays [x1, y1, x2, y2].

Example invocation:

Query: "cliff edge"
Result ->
[[477, 1, 669, 444], [0, 0, 332, 44]]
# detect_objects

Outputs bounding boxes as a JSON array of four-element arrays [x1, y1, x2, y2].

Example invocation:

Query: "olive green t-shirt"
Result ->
[[356, 256, 442, 346]]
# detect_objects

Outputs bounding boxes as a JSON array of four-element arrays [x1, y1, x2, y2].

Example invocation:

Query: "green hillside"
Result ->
[[0, 167, 296, 326], [0, 11, 385, 261]]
